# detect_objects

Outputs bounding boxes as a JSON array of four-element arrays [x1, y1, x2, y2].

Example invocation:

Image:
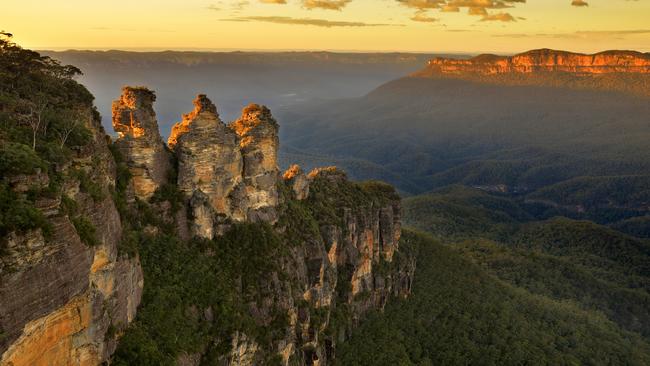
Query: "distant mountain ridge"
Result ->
[[422, 49, 650, 75], [415, 49, 650, 97]]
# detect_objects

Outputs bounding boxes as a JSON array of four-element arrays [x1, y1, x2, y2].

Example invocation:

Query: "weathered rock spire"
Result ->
[[172, 95, 244, 238], [231, 104, 280, 222], [168, 94, 217, 149], [170, 97, 281, 238], [283, 164, 309, 200], [112, 86, 170, 199]]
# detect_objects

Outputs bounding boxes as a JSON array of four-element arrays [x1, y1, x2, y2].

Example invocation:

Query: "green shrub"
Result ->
[[60, 194, 78, 216], [0, 182, 52, 242], [0, 141, 46, 176], [150, 183, 184, 213], [72, 216, 99, 246], [72, 169, 105, 201]]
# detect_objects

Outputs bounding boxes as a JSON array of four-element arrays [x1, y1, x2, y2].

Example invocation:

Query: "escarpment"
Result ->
[[110, 89, 414, 364], [2, 81, 414, 365], [1, 103, 143, 365], [425, 49, 650, 75], [416, 49, 650, 97]]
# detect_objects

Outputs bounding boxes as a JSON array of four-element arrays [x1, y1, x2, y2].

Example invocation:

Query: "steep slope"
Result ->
[[111, 168, 413, 365], [337, 230, 650, 365], [0, 34, 142, 365], [403, 187, 650, 339]]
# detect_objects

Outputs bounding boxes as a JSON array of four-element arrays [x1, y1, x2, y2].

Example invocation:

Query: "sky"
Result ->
[[3, 0, 650, 53]]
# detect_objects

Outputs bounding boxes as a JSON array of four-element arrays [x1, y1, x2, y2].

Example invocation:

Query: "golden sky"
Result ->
[[3, 0, 650, 53]]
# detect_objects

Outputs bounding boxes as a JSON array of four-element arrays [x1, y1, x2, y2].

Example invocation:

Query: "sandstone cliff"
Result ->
[[170, 95, 244, 237], [416, 49, 650, 97], [112, 87, 171, 200], [235, 167, 412, 365], [283, 165, 310, 200], [0, 106, 143, 366], [425, 49, 650, 75], [109, 90, 413, 365], [107, 162, 414, 366]]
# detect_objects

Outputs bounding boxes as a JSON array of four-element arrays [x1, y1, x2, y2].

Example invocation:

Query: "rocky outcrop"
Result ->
[[112, 87, 170, 200], [283, 164, 310, 200], [1, 108, 143, 365], [2, 81, 414, 366], [170, 95, 245, 238], [170, 95, 281, 238], [221, 167, 414, 366], [425, 49, 650, 75], [416, 49, 650, 98], [231, 104, 280, 222]]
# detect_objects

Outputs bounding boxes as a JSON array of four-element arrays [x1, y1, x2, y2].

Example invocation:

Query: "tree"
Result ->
[[24, 94, 49, 150], [55, 107, 91, 148]]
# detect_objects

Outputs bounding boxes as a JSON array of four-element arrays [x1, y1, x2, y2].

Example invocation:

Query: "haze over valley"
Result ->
[[3, 1, 650, 365]]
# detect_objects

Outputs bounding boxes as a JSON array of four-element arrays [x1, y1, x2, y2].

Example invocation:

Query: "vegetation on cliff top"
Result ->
[[0, 32, 99, 248]]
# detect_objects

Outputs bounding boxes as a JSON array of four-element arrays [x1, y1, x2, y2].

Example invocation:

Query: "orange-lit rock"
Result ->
[[0, 296, 93, 366], [425, 49, 650, 75], [112, 87, 171, 199], [283, 164, 310, 200], [172, 96, 282, 238]]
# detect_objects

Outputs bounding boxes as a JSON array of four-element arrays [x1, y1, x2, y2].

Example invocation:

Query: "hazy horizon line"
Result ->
[[34, 46, 650, 56], [35, 46, 471, 54]]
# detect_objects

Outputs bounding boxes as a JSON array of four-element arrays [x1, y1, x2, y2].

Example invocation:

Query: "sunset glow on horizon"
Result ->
[[3, 0, 650, 54]]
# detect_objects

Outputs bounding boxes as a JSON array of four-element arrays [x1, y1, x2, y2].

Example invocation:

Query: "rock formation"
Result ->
[[1, 83, 414, 366], [283, 164, 310, 200], [268, 167, 412, 365], [169, 96, 281, 238], [0, 107, 143, 366], [171, 95, 244, 231], [425, 49, 650, 75], [112, 87, 170, 200], [231, 104, 280, 222], [416, 49, 650, 98]]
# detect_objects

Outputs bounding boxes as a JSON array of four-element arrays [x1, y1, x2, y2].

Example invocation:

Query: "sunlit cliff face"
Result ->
[[112, 87, 158, 139], [427, 49, 650, 75]]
